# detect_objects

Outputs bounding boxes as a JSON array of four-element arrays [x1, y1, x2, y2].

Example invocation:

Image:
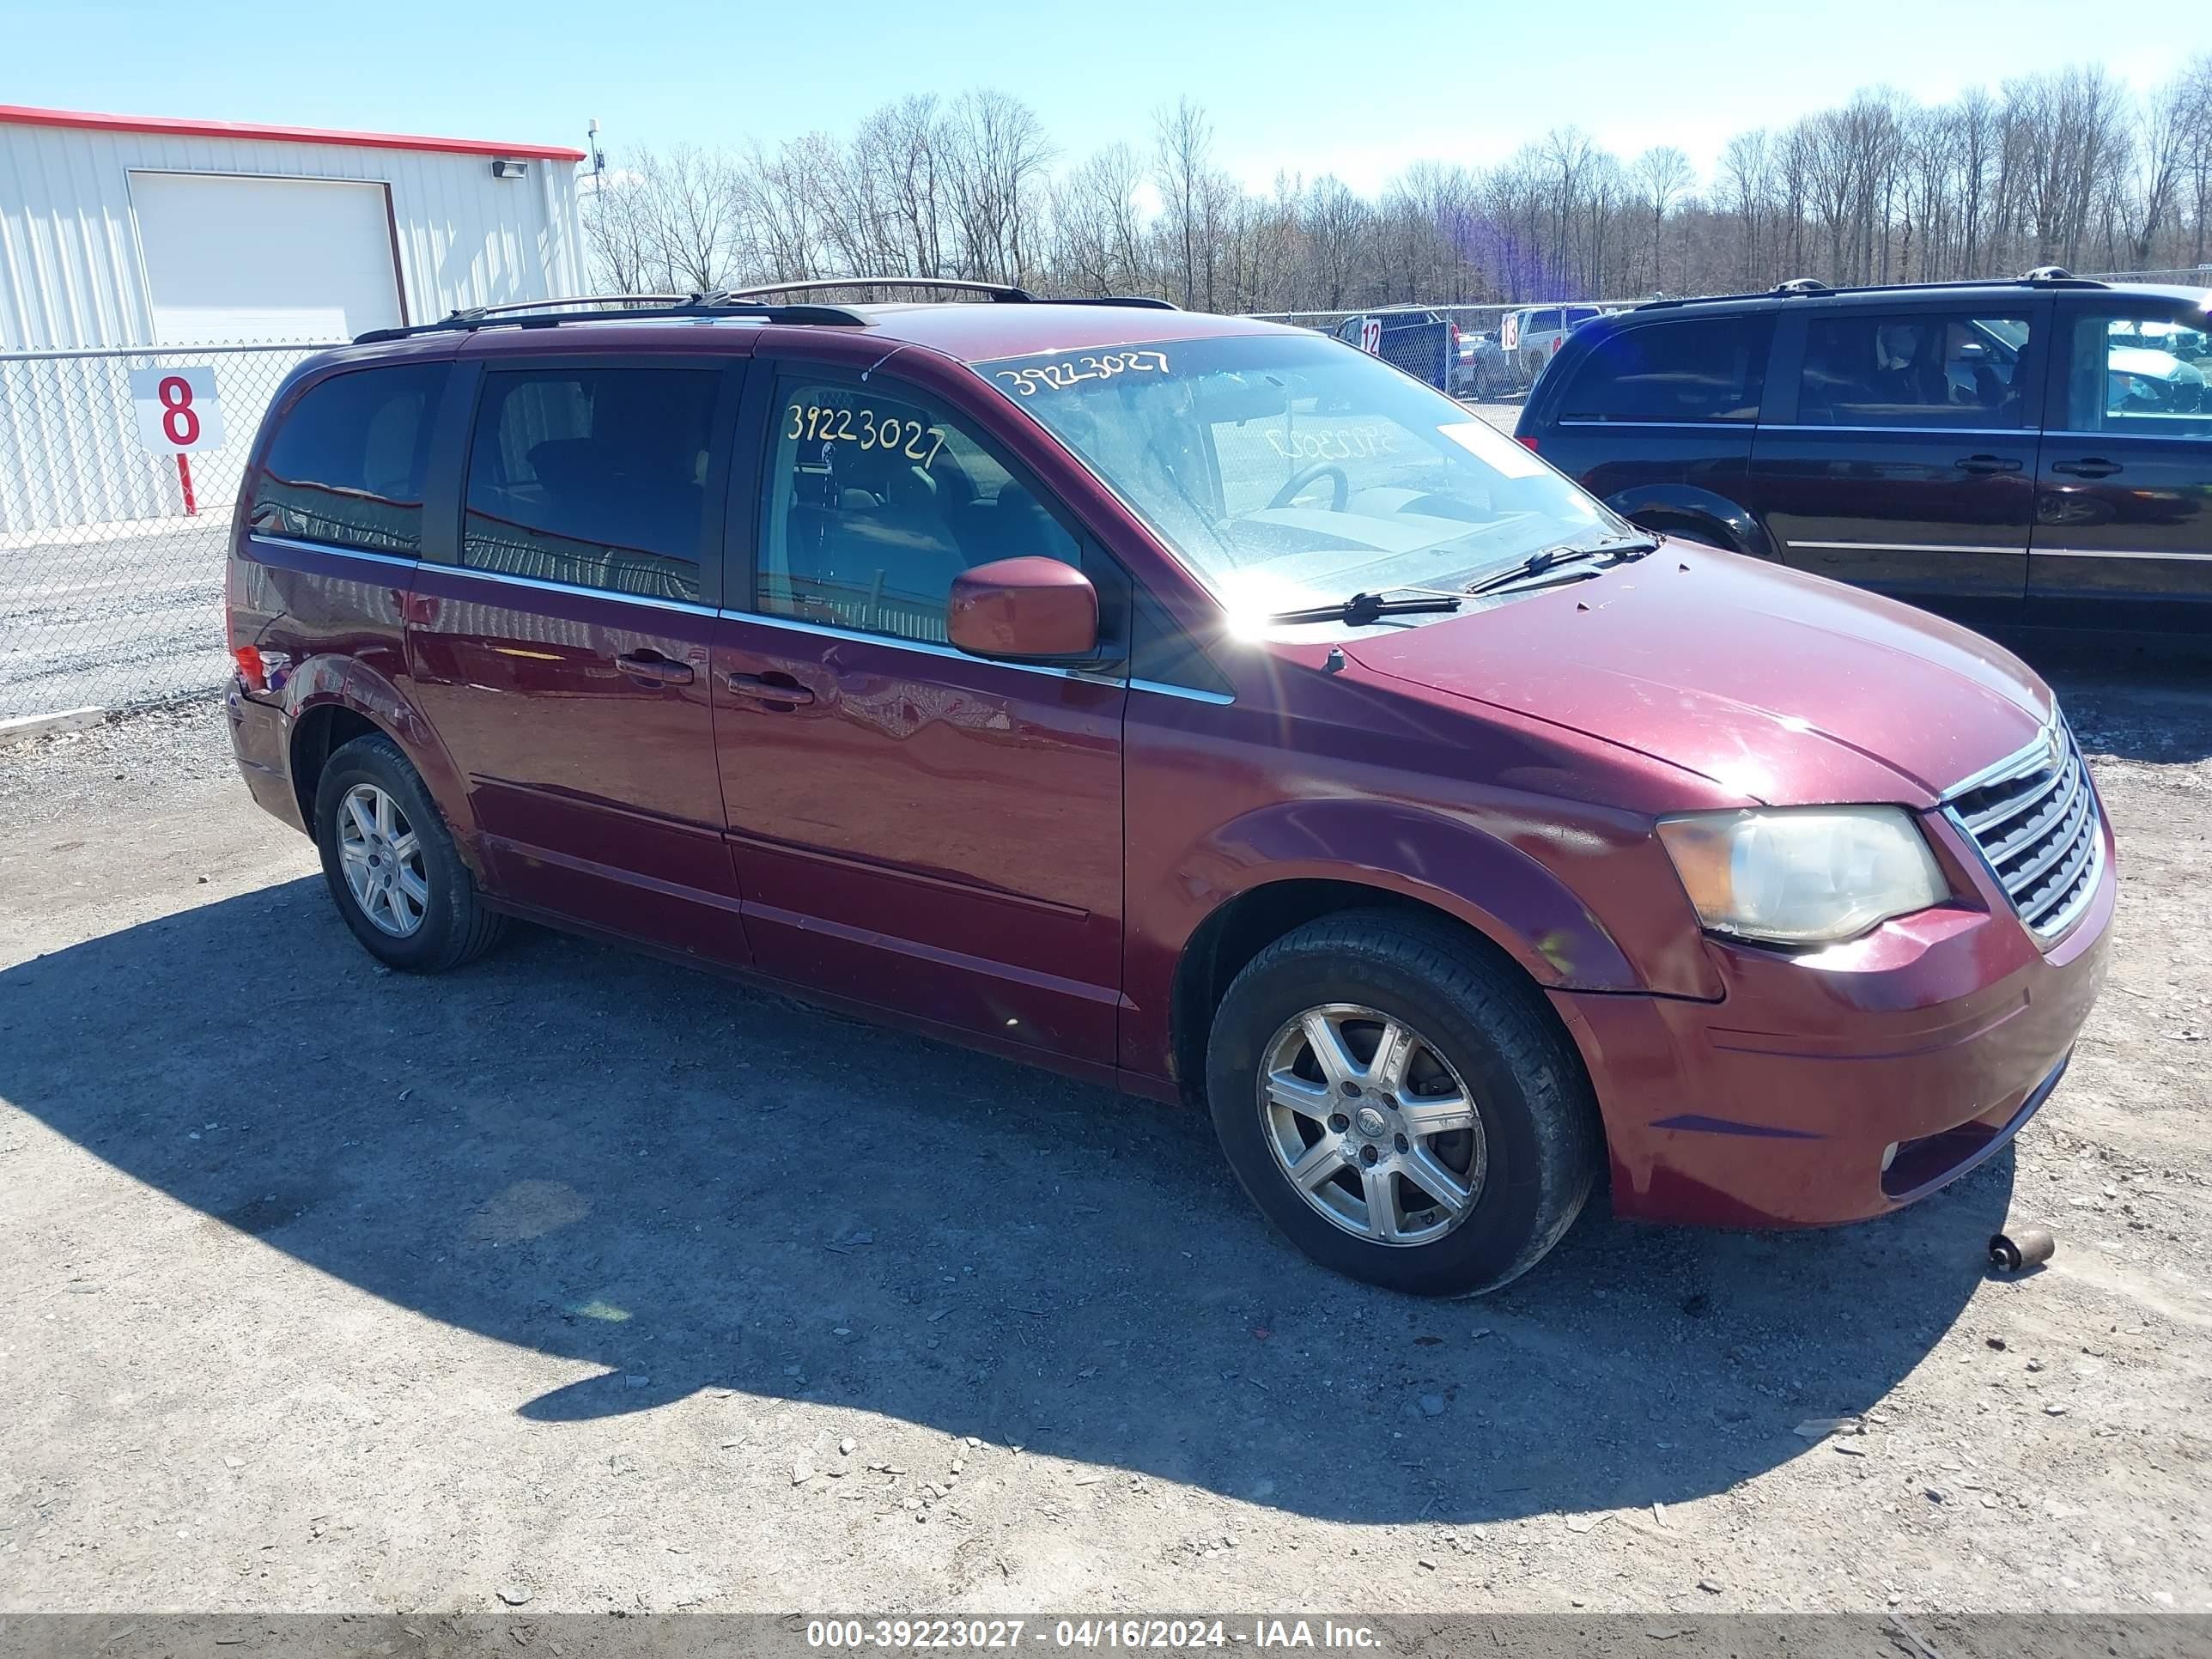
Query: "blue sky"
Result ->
[[3, 0, 2176, 193]]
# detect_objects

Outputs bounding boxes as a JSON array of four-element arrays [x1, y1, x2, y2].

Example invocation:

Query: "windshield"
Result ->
[[973, 333, 1616, 617]]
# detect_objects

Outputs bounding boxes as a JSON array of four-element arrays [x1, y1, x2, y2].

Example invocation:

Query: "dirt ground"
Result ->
[[2, 654, 2209, 1620]]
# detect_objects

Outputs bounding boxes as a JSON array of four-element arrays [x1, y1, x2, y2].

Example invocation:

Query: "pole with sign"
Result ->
[[127, 366, 225, 517]]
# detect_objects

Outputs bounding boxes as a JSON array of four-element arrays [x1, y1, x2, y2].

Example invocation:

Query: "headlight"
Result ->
[[1656, 806, 1947, 946]]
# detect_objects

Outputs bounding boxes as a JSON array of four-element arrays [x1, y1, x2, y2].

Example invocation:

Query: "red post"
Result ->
[[176, 452, 198, 517]]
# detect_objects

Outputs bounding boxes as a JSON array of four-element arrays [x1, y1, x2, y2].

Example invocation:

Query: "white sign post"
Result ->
[[128, 366, 225, 517]]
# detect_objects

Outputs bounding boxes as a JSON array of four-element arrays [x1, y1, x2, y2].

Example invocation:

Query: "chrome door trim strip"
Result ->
[[2043, 429, 2211, 443], [2033, 547, 2209, 562], [1790, 539, 2024, 556]]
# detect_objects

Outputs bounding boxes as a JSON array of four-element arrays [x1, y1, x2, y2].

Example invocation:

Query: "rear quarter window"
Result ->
[[252, 362, 449, 555], [1557, 315, 1773, 422]]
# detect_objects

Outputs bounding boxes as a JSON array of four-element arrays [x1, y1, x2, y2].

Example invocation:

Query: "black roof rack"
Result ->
[[719, 277, 1179, 310], [350, 281, 1184, 345], [1637, 269, 2114, 313], [721, 276, 1036, 303], [352, 291, 870, 345]]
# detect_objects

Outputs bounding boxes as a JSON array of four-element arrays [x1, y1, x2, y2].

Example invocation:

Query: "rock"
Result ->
[[2044, 1404, 2069, 1416], [964, 1436, 981, 1448], [1985, 1336, 2007, 1351], [792, 1460, 815, 1486], [839, 1437, 856, 1456], [1697, 1577, 1723, 1595], [497, 1587, 532, 1607], [1794, 1416, 1861, 1439], [1418, 1393, 1446, 1417], [1417, 1559, 1437, 1571]]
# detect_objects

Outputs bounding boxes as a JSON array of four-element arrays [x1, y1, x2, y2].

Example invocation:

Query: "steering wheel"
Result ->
[[1268, 460, 1350, 512]]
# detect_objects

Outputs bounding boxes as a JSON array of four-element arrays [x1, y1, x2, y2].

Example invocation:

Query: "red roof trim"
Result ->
[[0, 104, 586, 162]]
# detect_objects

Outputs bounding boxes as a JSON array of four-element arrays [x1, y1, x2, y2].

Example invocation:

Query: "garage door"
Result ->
[[130, 172, 404, 344]]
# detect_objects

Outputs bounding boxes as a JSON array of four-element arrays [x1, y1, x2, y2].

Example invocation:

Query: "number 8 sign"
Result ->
[[128, 366, 225, 453]]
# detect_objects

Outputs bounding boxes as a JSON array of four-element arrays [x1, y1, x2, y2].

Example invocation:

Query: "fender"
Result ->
[[282, 653, 483, 864], [1182, 797, 1639, 988], [1126, 795, 1698, 1087], [1607, 483, 1777, 561]]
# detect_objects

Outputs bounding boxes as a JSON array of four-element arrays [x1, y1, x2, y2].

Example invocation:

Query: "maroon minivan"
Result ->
[[223, 283, 2113, 1296]]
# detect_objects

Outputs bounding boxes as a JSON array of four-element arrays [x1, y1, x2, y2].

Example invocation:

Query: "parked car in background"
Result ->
[[1331, 305, 1457, 392], [1454, 328, 1512, 399], [1500, 304, 1606, 386], [1516, 270, 2212, 638], [225, 282, 2111, 1298]]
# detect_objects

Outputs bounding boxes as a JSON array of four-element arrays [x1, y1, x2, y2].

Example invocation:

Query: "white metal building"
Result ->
[[0, 105, 587, 536], [0, 103, 587, 349]]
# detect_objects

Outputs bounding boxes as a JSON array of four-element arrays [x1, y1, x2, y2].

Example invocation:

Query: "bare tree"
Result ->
[[1633, 145, 1694, 291]]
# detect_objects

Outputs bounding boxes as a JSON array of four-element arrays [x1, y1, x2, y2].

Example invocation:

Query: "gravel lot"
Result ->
[[2, 653, 2209, 1620]]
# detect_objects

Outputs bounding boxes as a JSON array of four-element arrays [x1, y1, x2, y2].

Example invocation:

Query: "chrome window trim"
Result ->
[[2033, 546, 2208, 562], [1132, 677, 1236, 706], [1553, 418, 1755, 430], [248, 532, 418, 568], [445, 563, 716, 617], [716, 608, 1131, 689], [1790, 539, 2022, 556], [1757, 422, 2031, 438]]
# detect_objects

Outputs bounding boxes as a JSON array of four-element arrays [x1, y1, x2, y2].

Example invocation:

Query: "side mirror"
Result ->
[[947, 557, 1099, 662]]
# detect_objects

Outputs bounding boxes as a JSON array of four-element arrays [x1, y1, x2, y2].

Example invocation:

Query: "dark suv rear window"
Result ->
[[252, 363, 448, 556], [1558, 316, 1771, 422], [462, 367, 719, 605]]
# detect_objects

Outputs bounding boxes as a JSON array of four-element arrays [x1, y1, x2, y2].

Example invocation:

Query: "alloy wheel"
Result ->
[[1257, 1003, 1486, 1247], [337, 782, 428, 938]]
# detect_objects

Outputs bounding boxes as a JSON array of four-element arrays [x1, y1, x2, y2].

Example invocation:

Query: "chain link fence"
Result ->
[[1, 342, 335, 720]]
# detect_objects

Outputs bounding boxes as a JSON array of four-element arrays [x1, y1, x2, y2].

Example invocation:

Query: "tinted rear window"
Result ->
[[462, 367, 719, 604], [252, 363, 448, 555], [1557, 316, 1772, 422]]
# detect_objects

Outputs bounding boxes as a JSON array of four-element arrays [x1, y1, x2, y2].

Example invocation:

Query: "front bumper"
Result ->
[[1552, 811, 2115, 1230]]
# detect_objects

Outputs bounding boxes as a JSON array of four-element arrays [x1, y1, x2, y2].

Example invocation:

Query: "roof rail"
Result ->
[[1042, 294, 1180, 310], [720, 276, 1036, 303], [2020, 264, 2108, 288], [353, 292, 870, 344], [716, 277, 1180, 310]]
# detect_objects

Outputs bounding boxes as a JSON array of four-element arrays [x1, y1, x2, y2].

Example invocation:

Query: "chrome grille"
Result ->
[[1945, 720, 2104, 941]]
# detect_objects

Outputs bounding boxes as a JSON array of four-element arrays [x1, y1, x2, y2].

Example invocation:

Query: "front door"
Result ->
[[1749, 303, 2048, 618], [2028, 302, 2212, 635], [405, 356, 751, 964], [712, 362, 1127, 1066]]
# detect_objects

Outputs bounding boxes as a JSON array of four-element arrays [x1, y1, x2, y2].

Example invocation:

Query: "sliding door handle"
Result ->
[[614, 653, 695, 685], [723, 671, 815, 707]]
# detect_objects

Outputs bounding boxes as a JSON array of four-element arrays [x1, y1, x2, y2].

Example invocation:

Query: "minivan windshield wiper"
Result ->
[[1464, 533, 1660, 596], [1265, 589, 1463, 627]]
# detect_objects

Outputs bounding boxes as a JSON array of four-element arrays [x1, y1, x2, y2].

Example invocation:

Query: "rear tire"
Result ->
[[313, 732, 506, 973], [1205, 911, 1601, 1297]]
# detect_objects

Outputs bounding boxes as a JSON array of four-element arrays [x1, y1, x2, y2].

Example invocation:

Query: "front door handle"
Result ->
[[723, 671, 815, 708], [614, 653, 695, 685], [1955, 453, 2023, 475], [2051, 457, 2122, 478]]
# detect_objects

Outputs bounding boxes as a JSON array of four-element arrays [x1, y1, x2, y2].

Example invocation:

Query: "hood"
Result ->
[[1340, 546, 2052, 808]]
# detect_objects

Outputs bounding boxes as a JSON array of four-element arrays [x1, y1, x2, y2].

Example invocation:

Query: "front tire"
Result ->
[[1205, 912, 1600, 1297], [313, 732, 506, 973]]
